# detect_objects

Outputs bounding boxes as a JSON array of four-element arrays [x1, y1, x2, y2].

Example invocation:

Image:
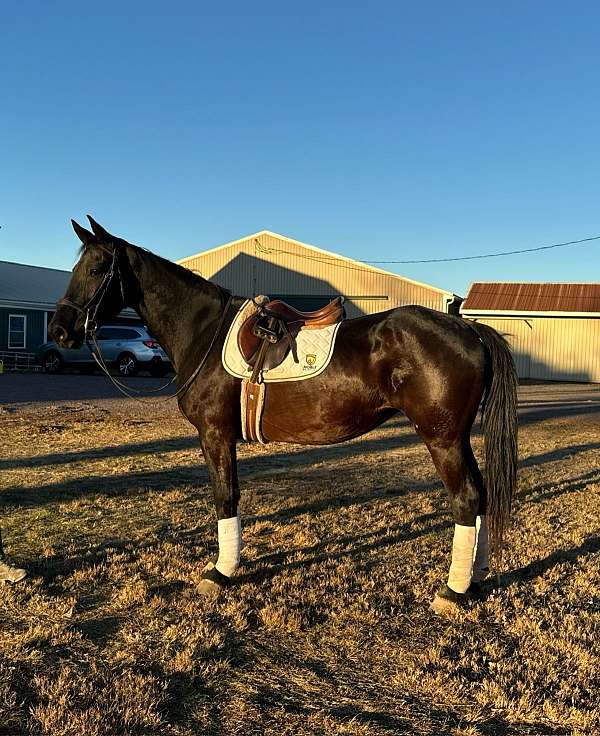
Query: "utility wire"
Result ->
[[365, 235, 600, 264], [252, 234, 600, 277]]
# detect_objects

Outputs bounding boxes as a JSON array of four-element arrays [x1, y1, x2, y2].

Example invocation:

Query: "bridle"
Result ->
[[58, 243, 125, 339], [56, 242, 234, 403]]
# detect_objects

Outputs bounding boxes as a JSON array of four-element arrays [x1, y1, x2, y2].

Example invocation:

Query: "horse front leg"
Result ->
[[197, 431, 242, 596]]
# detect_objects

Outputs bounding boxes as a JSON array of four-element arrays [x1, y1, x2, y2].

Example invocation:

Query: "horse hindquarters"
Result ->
[[381, 309, 497, 610], [391, 312, 517, 613]]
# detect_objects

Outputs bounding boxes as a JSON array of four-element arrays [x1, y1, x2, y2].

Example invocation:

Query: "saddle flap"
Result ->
[[238, 315, 302, 371], [238, 314, 261, 362]]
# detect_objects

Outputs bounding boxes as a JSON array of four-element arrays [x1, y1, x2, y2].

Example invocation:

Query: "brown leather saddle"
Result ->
[[238, 297, 345, 374]]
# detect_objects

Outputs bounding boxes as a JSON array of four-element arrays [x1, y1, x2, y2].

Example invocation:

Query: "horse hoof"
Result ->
[[0, 561, 27, 584], [197, 561, 231, 598], [467, 581, 483, 599]]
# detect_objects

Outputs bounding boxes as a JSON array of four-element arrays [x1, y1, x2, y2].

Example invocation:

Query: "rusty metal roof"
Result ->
[[461, 282, 600, 315]]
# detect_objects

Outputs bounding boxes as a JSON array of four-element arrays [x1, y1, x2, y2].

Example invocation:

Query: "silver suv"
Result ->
[[37, 325, 172, 377]]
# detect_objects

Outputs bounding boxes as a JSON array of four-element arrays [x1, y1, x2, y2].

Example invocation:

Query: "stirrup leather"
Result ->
[[241, 379, 267, 443]]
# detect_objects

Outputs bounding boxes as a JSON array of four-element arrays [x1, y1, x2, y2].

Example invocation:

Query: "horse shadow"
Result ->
[[30, 522, 213, 586], [234, 644, 569, 735]]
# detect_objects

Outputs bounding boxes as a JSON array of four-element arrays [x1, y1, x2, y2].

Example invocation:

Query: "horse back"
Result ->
[[258, 305, 486, 445]]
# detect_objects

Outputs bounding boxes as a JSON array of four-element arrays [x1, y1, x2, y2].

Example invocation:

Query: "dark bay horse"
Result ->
[[45, 217, 517, 613]]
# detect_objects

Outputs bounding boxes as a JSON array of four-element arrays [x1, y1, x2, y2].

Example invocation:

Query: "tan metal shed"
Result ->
[[177, 230, 460, 318], [461, 282, 600, 383]]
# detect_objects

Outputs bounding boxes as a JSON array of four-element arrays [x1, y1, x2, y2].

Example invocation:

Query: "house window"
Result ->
[[8, 314, 27, 349]]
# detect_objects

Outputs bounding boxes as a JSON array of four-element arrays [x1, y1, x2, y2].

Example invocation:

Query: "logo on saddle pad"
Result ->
[[305, 354, 317, 367]]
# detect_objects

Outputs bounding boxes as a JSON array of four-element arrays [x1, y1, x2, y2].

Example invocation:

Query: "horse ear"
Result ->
[[86, 215, 112, 243], [71, 219, 97, 245]]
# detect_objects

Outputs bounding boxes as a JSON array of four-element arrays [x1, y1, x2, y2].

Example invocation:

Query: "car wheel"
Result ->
[[43, 350, 63, 374], [118, 353, 139, 377]]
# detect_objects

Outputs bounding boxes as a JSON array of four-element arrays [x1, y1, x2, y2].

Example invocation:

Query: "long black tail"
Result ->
[[468, 320, 518, 563]]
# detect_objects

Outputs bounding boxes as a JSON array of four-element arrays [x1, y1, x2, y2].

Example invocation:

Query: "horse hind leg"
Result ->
[[464, 440, 489, 587], [422, 436, 488, 615]]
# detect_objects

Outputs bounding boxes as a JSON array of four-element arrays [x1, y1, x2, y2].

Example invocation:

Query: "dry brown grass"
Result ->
[[1, 397, 599, 735]]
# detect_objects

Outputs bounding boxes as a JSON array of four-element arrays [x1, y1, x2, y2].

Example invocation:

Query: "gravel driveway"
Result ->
[[0, 373, 179, 417], [1, 373, 598, 423]]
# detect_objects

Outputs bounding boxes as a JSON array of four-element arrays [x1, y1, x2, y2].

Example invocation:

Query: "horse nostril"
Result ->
[[53, 325, 68, 344]]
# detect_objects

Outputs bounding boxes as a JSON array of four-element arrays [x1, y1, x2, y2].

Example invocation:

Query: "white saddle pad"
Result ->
[[222, 299, 342, 383]]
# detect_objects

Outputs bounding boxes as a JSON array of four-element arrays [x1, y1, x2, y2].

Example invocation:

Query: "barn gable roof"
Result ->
[[0, 260, 71, 310], [178, 230, 458, 298], [0, 260, 137, 317], [461, 282, 600, 317]]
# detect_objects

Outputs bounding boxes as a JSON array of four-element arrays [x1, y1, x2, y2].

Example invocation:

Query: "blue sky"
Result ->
[[2, 1, 599, 295]]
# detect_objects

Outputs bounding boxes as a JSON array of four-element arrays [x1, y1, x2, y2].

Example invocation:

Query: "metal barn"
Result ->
[[461, 282, 600, 383], [177, 230, 460, 318]]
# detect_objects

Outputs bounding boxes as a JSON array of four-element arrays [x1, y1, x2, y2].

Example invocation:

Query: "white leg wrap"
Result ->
[[447, 523, 476, 594], [472, 515, 489, 583], [214, 515, 242, 578]]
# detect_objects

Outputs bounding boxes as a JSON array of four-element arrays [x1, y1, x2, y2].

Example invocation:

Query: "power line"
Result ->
[[364, 235, 600, 264], [252, 233, 600, 277]]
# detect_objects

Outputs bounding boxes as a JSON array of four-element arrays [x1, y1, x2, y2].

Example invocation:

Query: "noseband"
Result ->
[[57, 244, 125, 338]]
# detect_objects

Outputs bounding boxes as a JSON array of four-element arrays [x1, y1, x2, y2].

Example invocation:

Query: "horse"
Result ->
[[45, 216, 518, 614]]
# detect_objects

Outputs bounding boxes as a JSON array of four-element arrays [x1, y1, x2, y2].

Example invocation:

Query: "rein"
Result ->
[[87, 295, 233, 404], [57, 243, 234, 404]]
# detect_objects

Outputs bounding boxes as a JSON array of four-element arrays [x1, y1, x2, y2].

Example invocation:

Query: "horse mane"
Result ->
[[79, 237, 223, 294], [125, 239, 230, 300]]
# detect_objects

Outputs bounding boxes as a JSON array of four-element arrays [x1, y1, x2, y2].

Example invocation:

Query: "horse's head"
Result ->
[[49, 217, 129, 348]]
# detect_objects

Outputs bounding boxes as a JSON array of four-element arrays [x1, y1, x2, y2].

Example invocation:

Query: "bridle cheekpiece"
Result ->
[[57, 243, 125, 344], [55, 241, 234, 403]]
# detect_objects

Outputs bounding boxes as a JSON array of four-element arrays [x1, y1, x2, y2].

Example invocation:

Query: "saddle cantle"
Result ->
[[238, 296, 344, 371]]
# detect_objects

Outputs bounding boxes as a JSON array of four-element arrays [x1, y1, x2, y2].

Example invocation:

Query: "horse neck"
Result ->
[[124, 244, 225, 366]]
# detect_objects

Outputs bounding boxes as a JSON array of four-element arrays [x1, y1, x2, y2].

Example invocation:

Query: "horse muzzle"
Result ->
[[48, 314, 85, 349]]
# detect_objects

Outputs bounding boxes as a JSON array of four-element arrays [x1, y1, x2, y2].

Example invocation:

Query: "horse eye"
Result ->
[[90, 268, 103, 276]]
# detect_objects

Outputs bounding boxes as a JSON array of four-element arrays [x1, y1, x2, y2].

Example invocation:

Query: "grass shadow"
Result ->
[[0, 424, 422, 509], [238, 511, 448, 584], [520, 441, 600, 469], [519, 468, 600, 506], [494, 535, 600, 591]]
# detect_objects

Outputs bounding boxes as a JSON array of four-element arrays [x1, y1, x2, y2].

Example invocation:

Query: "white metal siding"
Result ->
[[473, 317, 600, 383]]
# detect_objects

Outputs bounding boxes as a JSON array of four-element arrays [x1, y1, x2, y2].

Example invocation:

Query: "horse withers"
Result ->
[[44, 217, 517, 614]]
